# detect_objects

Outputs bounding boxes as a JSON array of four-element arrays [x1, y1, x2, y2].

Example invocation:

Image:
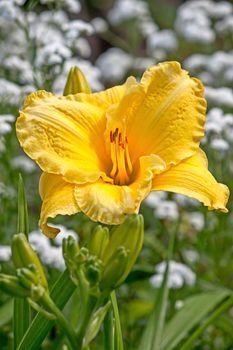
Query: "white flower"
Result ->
[[0, 79, 21, 104], [174, 194, 199, 207], [96, 48, 133, 82], [108, 0, 149, 25], [63, 20, 94, 39], [216, 15, 233, 34], [0, 246, 11, 262], [0, 122, 12, 135], [63, 0, 81, 14], [147, 30, 178, 52], [144, 192, 167, 209], [11, 155, 37, 173], [150, 260, 196, 289], [155, 200, 179, 221], [182, 249, 199, 264], [74, 38, 91, 58], [91, 17, 108, 33], [205, 87, 233, 108], [36, 42, 71, 67], [210, 138, 229, 152], [188, 212, 205, 231]]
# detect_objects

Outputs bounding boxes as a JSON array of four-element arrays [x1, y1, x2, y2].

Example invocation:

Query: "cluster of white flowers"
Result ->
[[150, 260, 196, 289], [201, 108, 233, 155], [175, 0, 233, 44], [0, 114, 15, 154], [0, 0, 104, 106]]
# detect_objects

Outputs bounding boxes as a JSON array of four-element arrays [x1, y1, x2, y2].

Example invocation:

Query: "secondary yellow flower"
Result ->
[[16, 62, 229, 237]]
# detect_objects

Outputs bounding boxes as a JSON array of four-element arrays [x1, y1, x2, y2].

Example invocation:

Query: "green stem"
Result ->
[[41, 292, 78, 350], [180, 295, 233, 350], [111, 291, 124, 350], [76, 295, 97, 349], [103, 307, 115, 350]]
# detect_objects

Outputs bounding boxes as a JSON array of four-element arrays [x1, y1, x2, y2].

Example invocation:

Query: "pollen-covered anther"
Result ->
[[109, 128, 133, 185]]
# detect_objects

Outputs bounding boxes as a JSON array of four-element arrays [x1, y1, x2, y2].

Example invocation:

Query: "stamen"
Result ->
[[109, 128, 133, 185]]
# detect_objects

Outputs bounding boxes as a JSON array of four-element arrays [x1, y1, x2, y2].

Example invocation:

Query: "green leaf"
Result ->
[[111, 291, 124, 350], [14, 174, 30, 349], [0, 299, 13, 327], [17, 269, 76, 350], [162, 289, 231, 350]]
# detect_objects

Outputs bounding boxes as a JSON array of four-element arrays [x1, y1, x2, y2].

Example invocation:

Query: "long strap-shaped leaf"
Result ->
[[13, 174, 30, 349], [161, 289, 231, 350], [17, 269, 76, 350]]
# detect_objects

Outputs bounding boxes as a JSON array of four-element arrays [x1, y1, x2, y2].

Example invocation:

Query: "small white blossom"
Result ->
[[205, 87, 233, 108], [150, 260, 196, 289], [91, 17, 108, 33], [175, 300, 184, 310], [144, 192, 167, 209], [0, 78, 21, 104], [11, 155, 37, 173], [155, 200, 179, 221], [96, 48, 133, 82], [147, 30, 178, 52], [182, 249, 199, 264], [188, 212, 205, 231], [0, 246, 11, 262], [210, 138, 229, 152], [108, 0, 149, 25]]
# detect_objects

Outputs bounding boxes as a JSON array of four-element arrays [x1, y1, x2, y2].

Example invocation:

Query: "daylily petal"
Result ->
[[108, 61, 206, 166], [151, 149, 229, 212], [74, 180, 135, 225], [74, 154, 166, 225], [130, 154, 166, 209], [17, 90, 113, 184], [93, 84, 126, 105], [39, 172, 79, 237]]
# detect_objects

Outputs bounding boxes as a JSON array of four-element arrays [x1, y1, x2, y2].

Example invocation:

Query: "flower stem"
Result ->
[[111, 290, 124, 350], [76, 295, 97, 349], [41, 292, 78, 350], [103, 307, 115, 350]]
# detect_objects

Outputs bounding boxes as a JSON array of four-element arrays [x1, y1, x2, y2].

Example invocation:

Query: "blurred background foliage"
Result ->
[[0, 0, 233, 349]]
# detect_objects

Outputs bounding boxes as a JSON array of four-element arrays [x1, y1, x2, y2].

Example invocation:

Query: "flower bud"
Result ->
[[63, 66, 91, 95], [102, 214, 144, 287], [17, 265, 45, 300], [11, 233, 48, 289], [0, 273, 29, 298], [100, 246, 129, 291], [88, 225, 109, 260]]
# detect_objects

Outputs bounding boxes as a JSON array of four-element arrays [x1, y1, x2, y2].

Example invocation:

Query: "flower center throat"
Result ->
[[109, 128, 133, 185]]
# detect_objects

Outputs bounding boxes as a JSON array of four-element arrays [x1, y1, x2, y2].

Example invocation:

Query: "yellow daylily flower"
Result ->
[[16, 62, 229, 237]]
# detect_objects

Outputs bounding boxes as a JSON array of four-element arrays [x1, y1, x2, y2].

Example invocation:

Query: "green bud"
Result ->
[[83, 301, 111, 347], [88, 225, 109, 260], [0, 273, 29, 298], [17, 266, 45, 300], [63, 235, 80, 267], [63, 66, 91, 95], [85, 256, 102, 287], [100, 246, 129, 291], [11, 233, 48, 289], [102, 214, 144, 287]]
